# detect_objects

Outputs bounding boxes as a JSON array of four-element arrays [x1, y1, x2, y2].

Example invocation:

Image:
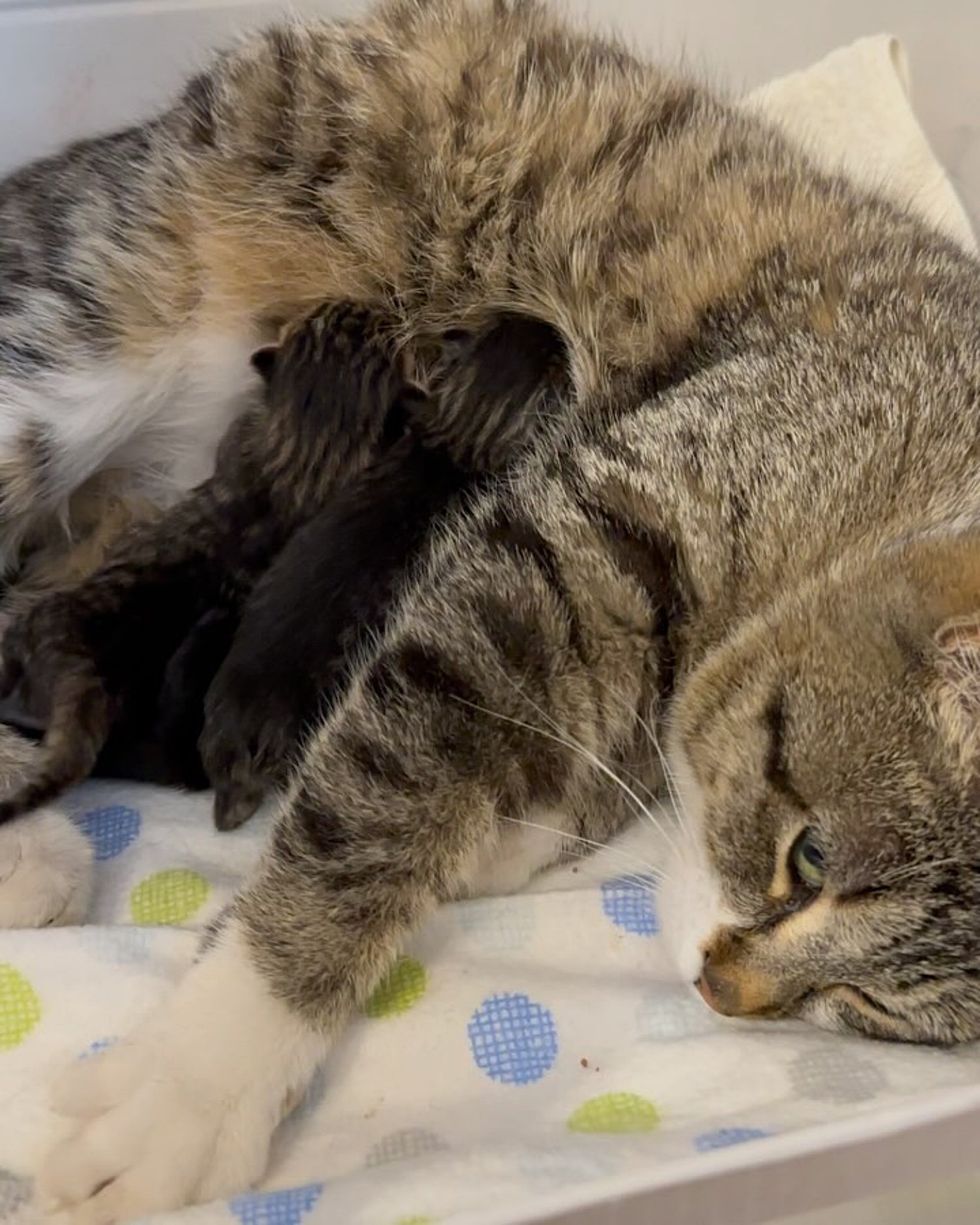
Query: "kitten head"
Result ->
[[660, 533, 980, 1044]]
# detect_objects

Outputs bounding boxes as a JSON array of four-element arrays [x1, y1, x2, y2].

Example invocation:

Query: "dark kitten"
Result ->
[[0, 303, 566, 822], [201, 434, 468, 829], [0, 605, 236, 789], [201, 312, 567, 826]]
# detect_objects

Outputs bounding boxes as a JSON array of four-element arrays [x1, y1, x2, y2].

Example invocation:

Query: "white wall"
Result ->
[[0, 0, 977, 229]]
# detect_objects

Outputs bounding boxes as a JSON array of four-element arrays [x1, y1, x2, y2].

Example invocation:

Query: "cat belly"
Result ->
[[0, 326, 260, 572]]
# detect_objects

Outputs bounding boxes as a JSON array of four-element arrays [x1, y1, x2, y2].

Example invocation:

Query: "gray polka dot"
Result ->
[[365, 1128, 449, 1167], [519, 1149, 618, 1189], [789, 1042, 888, 1104], [636, 986, 720, 1041], [0, 1170, 31, 1220], [85, 926, 154, 966], [455, 897, 535, 952]]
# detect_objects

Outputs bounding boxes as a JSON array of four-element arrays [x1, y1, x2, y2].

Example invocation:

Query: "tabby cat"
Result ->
[[0, 0, 977, 1215]]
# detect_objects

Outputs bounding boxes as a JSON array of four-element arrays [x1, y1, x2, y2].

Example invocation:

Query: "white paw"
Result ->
[[40, 925, 325, 1221], [0, 809, 92, 928]]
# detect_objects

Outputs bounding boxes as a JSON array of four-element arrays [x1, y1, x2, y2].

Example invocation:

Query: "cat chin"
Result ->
[[657, 740, 737, 987]]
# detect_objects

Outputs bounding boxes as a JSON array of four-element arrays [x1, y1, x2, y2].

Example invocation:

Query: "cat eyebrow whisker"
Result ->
[[877, 856, 962, 888], [592, 674, 686, 825]]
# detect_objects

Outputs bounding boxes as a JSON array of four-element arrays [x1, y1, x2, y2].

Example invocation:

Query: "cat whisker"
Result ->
[[592, 675, 686, 825], [497, 812, 665, 881], [553, 847, 662, 891], [451, 694, 683, 858]]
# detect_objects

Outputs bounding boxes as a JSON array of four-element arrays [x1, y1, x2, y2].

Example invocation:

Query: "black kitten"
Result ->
[[0, 304, 566, 824]]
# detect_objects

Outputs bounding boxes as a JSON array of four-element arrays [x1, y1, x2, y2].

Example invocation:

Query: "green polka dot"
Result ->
[[130, 869, 210, 925], [365, 957, 427, 1018], [0, 964, 41, 1050], [567, 1092, 660, 1134]]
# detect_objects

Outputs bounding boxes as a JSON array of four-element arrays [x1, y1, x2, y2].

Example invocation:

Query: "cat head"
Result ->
[[660, 533, 980, 1044]]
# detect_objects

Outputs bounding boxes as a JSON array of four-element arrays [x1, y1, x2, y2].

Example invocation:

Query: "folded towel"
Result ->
[[744, 34, 976, 253]]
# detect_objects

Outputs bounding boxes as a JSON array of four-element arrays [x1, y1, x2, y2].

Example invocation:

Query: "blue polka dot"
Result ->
[[468, 992, 558, 1085], [229, 1183, 324, 1225], [73, 805, 141, 860], [694, 1127, 769, 1152], [79, 1036, 117, 1059], [601, 876, 658, 935], [636, 986, 719, 1041]]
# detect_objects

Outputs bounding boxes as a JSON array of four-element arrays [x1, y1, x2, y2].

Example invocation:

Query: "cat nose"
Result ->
[[694, 951, 744, 1017]]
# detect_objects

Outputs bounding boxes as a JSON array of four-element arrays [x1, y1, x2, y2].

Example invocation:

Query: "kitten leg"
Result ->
[[0, 726, 92, 928], [0, 440, 286, 822]]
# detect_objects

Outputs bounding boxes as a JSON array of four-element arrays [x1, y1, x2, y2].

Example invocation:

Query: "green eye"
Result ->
[[790, 828, 826, 890]]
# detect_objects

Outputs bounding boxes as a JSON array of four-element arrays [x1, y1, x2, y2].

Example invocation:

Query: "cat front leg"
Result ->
[[39, 670, 504, 1216], [41, 468, 660, 1215], [44, 467, 656, 1215]]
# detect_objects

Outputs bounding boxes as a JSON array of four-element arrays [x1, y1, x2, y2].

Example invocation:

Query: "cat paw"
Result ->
[[0, 808, 92, 928], [40, 926, 323, 1219], [41, 1042, 272, 1222]]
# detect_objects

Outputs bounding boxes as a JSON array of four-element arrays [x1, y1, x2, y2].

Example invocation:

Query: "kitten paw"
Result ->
[[200, 669, 305, 831], [0, 808, 92, 928]]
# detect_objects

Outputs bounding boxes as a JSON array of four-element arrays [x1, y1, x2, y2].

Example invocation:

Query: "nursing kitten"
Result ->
[[0, 301, 425, 814], [203, 309, 564, 828], [0, 603, 235, 788], [0, 0, 975, 1214], [0, 300, 565, 824]]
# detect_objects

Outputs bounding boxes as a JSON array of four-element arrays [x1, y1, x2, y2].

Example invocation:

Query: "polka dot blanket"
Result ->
[[3, 779, 980, 1225], [2, 33, 980, 1225]]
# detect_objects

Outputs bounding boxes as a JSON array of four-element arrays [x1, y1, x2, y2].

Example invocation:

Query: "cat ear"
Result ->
[[935, 616, 980, 681], [250, 345, 278, 382], [932, 617, 980, 761]]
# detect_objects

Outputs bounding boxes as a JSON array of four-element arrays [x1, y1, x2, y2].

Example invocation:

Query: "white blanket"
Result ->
[[1, 35, 978, 1225]]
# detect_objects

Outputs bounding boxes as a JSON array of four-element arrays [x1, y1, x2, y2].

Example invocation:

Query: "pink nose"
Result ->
[[694, 958, 743, 1017]]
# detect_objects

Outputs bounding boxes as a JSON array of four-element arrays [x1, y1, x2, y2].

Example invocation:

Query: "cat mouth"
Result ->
[[694, 967, 814, 1020]]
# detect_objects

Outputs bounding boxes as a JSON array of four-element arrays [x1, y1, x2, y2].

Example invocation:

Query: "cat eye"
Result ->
[[789, 828, 826, 890]]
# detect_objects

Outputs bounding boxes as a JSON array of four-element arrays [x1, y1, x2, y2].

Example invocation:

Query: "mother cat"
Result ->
[[1, 0, 980, 1215]]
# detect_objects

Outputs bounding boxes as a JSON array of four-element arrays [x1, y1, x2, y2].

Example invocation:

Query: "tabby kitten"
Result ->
[[0, 0, 973, 1216]]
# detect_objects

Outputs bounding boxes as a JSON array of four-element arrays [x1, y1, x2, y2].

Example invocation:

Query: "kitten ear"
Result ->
[[250, 345, 278, 383]]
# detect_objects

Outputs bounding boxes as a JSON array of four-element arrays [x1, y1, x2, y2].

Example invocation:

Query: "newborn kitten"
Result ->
[[0, 604, 235, 789], [0, 301, 566, 823], [0, 0, 975, 1216]]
